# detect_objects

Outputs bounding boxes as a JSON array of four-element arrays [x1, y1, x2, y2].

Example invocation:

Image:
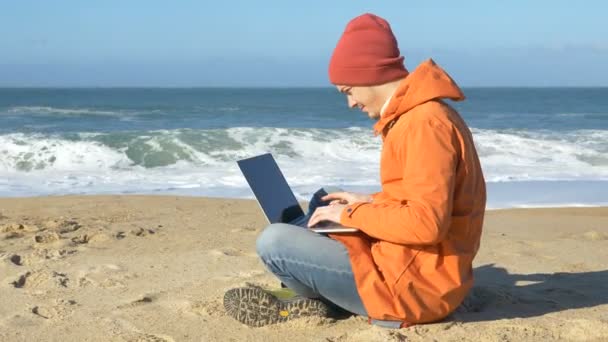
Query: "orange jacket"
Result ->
[[333, 59, 486, 324]]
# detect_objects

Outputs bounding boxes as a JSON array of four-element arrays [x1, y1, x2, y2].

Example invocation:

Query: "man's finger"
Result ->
[[307, 208, 324, 227], [321, 192, 348, 201], [309, 206, 330, 227], [308, 215, 322, 227]]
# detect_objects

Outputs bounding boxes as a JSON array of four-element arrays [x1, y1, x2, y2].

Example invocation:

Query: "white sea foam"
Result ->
[[5, 106, 125, 116], [0, 127, 607, 207], [0, 133, 131, 172], [473, 128, 608, 181]]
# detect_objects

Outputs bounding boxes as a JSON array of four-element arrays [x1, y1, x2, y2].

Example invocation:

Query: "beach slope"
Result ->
[[0, 196, 607, 341]]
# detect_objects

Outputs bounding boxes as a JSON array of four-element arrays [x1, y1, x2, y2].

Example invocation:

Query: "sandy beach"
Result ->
[[0, 195, 607, 341]]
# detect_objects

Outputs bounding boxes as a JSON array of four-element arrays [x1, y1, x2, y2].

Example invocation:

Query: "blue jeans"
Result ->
[[256, 187, 404, 328]]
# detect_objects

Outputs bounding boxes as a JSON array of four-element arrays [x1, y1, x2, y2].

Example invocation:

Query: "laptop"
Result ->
[[237, 153, 358, 233]]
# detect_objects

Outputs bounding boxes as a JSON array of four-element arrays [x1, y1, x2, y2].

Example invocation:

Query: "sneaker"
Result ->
[[223, 285, 331, 327]]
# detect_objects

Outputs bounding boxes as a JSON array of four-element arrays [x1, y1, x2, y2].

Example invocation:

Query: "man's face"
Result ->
[[336, 85, 383, 119]]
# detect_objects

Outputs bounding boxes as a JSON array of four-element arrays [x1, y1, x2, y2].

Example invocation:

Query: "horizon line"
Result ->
[[2, 85, 608, 89]]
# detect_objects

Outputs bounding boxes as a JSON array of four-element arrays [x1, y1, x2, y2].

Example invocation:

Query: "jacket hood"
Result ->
[[374, 59, 465, 135]]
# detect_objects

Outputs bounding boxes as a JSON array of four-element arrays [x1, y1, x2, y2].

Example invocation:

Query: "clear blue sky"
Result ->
[[1, 1, 607, 87]]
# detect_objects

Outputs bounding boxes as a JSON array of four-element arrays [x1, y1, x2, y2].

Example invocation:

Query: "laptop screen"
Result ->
[[237, 153, 305, 224]]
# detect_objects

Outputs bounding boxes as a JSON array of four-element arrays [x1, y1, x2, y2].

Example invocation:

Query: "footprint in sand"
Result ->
[[33, 231, 62, 244], [9, 254, 23, 266], [11, 270, 70, 289], [206, 247, 257, 258], [116, 292, 164, 309], [111, 226, 157, 241], [0, 253, 23, 266], [31, 299, 78, 320], [1, 223, 40, 240], [88, 232, 112, 244], [71, 234, 90, 244], [76, 264, 138, 289], [24, 248, 78, 265], [57, 220, 82, 234], [1, 223, 40, 234], [189, 298, 225, 317], [42, 219, 82, 234], [32, 305, 56, 319], [11, 272, 30, 288], [130, 227, 157, 237], [67, 232, 111, 246]]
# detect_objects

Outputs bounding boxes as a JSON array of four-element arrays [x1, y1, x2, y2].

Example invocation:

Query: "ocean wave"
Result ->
[[5, 106, 130, 116], [0, 127, 379, 169], [472, 128, 608, 180], [556, 112, 608, 118], [3, 105, 243, 116], [0, 127, 607, 197], [0, 133, 132, 172]]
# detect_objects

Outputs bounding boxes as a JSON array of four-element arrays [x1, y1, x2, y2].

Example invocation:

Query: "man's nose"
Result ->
[[347, 96, 357, 108]]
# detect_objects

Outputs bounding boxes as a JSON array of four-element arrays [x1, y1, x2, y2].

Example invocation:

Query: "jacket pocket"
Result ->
[[372, 242, 421, 295], [393, 248, 422, 287]]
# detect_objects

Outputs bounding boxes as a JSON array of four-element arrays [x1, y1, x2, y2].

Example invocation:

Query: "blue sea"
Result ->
[[1, 87, 607, 209]]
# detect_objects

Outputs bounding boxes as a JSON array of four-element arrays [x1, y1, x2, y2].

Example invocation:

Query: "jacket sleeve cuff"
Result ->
[[340, 202, 369, 226]]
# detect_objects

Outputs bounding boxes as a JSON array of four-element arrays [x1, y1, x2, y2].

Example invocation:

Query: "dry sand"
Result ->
[[0, 195, 607, 342]]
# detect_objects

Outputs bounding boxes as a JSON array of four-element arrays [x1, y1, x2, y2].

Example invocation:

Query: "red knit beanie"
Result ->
[[328, 13, 409, 86]]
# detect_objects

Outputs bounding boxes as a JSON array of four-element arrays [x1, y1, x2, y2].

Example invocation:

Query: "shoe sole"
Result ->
[[223, 287, 330, 327]]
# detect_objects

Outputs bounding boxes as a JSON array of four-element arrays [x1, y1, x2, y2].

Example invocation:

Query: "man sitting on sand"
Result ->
[[224, 13, 486, 328]]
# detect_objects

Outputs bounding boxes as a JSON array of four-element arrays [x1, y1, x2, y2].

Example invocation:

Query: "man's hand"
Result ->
[[322, 192, 372, 206], [307, 204, 347, 228]]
